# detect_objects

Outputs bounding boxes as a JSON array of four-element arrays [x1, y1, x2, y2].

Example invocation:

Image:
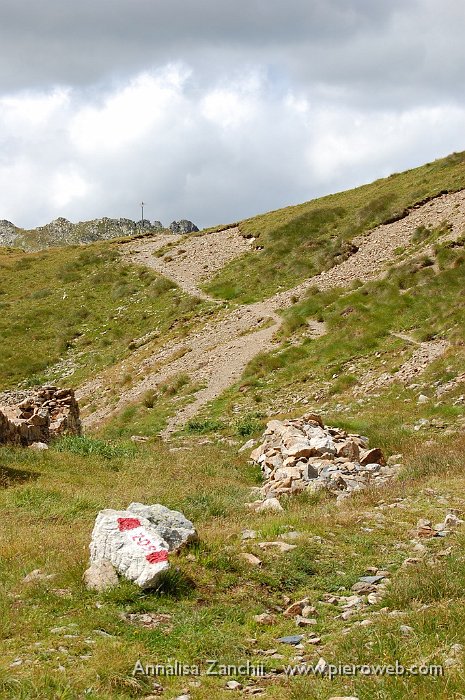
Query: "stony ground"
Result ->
[[79, 190, 465, 435]]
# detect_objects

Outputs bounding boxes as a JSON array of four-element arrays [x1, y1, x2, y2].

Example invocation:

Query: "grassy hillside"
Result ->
[[1, 155, 465, 699], [0, 244, 210, 390], [193, 233, 465, 440], [205, 151, 465, 302]]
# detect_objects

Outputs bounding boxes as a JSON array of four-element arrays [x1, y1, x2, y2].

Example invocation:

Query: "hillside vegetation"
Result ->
[[0, 244, 211, 390], [205, 151, 465, 302], [1, 152, 465, 699]]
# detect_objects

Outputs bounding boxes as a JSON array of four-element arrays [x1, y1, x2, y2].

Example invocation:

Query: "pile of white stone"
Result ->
[[248, 413, 400, 510]]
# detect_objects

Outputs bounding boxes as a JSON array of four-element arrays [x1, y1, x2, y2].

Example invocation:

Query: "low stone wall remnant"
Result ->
[[0, 386, 81, 446]]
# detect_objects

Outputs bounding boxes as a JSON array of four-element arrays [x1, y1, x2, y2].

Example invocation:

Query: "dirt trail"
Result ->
[[124, 227, 253, 301], [80, 189, 465, 434]]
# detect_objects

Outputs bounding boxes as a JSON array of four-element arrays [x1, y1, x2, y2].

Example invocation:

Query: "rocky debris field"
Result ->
[[247, 414, 400, 510], [0, 385, 81, 446], [85, 503, 198, 591]]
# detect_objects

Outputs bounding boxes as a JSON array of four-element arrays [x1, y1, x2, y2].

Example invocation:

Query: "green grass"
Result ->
[[2, 429, 465, 698], [204, 150, 465, 303], [0, 244, 210, 390], [197, 234, 465, 435]]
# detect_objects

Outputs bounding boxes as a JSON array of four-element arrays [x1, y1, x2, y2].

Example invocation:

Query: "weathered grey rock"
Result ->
[[255, 498, 283, 513], [276, 635, 304, 645], [239, 438, 255, 453], [83, 559, 119, 592], [296, 615, 317, 627], [359, 575, 385, 584], [240, 553, 262, 567], [89, 509, 170, 588], [22, 569, 55, 584], [359, 447, 385, 466], [225, 680, 243, 690], [286, 442, 315, 459], [254, 613, 275, 625], [336, 439, 360, 461], [169, 220, 199, 235], [127, 503, 198, 551], [309, 434, 336, 455]]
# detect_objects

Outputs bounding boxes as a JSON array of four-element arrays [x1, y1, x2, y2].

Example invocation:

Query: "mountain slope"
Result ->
[[1, 152, 465, 700], [204, 150, 465, 302]]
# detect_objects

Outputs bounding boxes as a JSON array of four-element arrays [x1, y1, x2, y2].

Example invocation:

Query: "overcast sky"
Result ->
[[1, 0, 464, 229]]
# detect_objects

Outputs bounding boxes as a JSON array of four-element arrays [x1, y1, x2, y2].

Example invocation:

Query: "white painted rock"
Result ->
[[127, 502, 198, 551], [89, 509, 170, 588]]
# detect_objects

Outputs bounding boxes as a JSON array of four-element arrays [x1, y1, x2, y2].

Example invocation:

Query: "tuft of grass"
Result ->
[[54, 435, 137, 460], [186, 418, 225, 434]]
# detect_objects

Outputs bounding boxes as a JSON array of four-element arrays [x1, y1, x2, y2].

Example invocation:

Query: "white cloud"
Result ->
[[201, 89, 256, 130], [0, 88, 69, 131], [50, 169, 90, 208], [69, 66, 190, 153], [0, 61, 464, 230]]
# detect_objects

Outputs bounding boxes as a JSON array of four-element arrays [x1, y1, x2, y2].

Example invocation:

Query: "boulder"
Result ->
[[285, 442, 315, 459], [336, 439, 360, 461], [89, 509, 170, 588], [255, 497, 284, 513], [309, 434, 336, 455], [127, 502, 198, 551]]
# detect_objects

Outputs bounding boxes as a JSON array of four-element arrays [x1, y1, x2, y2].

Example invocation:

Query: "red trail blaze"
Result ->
[[117, 517, 141, 531], [146, 550, 169, 564]]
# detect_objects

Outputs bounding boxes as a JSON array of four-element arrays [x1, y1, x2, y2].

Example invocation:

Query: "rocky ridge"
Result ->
[[0, 217, 198, 251]]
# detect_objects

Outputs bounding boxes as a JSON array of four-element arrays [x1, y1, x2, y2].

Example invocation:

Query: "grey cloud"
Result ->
[[0, 0, 417, 91], [0, 1, 464, 230]]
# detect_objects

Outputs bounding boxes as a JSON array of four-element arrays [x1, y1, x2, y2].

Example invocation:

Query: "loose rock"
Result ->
[[83, 560, 119, 592], [249, 414, 395, 506]]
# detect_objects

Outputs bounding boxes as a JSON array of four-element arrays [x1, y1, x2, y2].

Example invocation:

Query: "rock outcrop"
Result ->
[[0, 386, 81, 446], [0, 217, 171, 251], [169, 220, 199, 235], [247, 413, 400, 508]]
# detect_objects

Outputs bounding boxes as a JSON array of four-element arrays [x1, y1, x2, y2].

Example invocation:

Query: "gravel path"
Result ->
[[80, 190, 465, 434]]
